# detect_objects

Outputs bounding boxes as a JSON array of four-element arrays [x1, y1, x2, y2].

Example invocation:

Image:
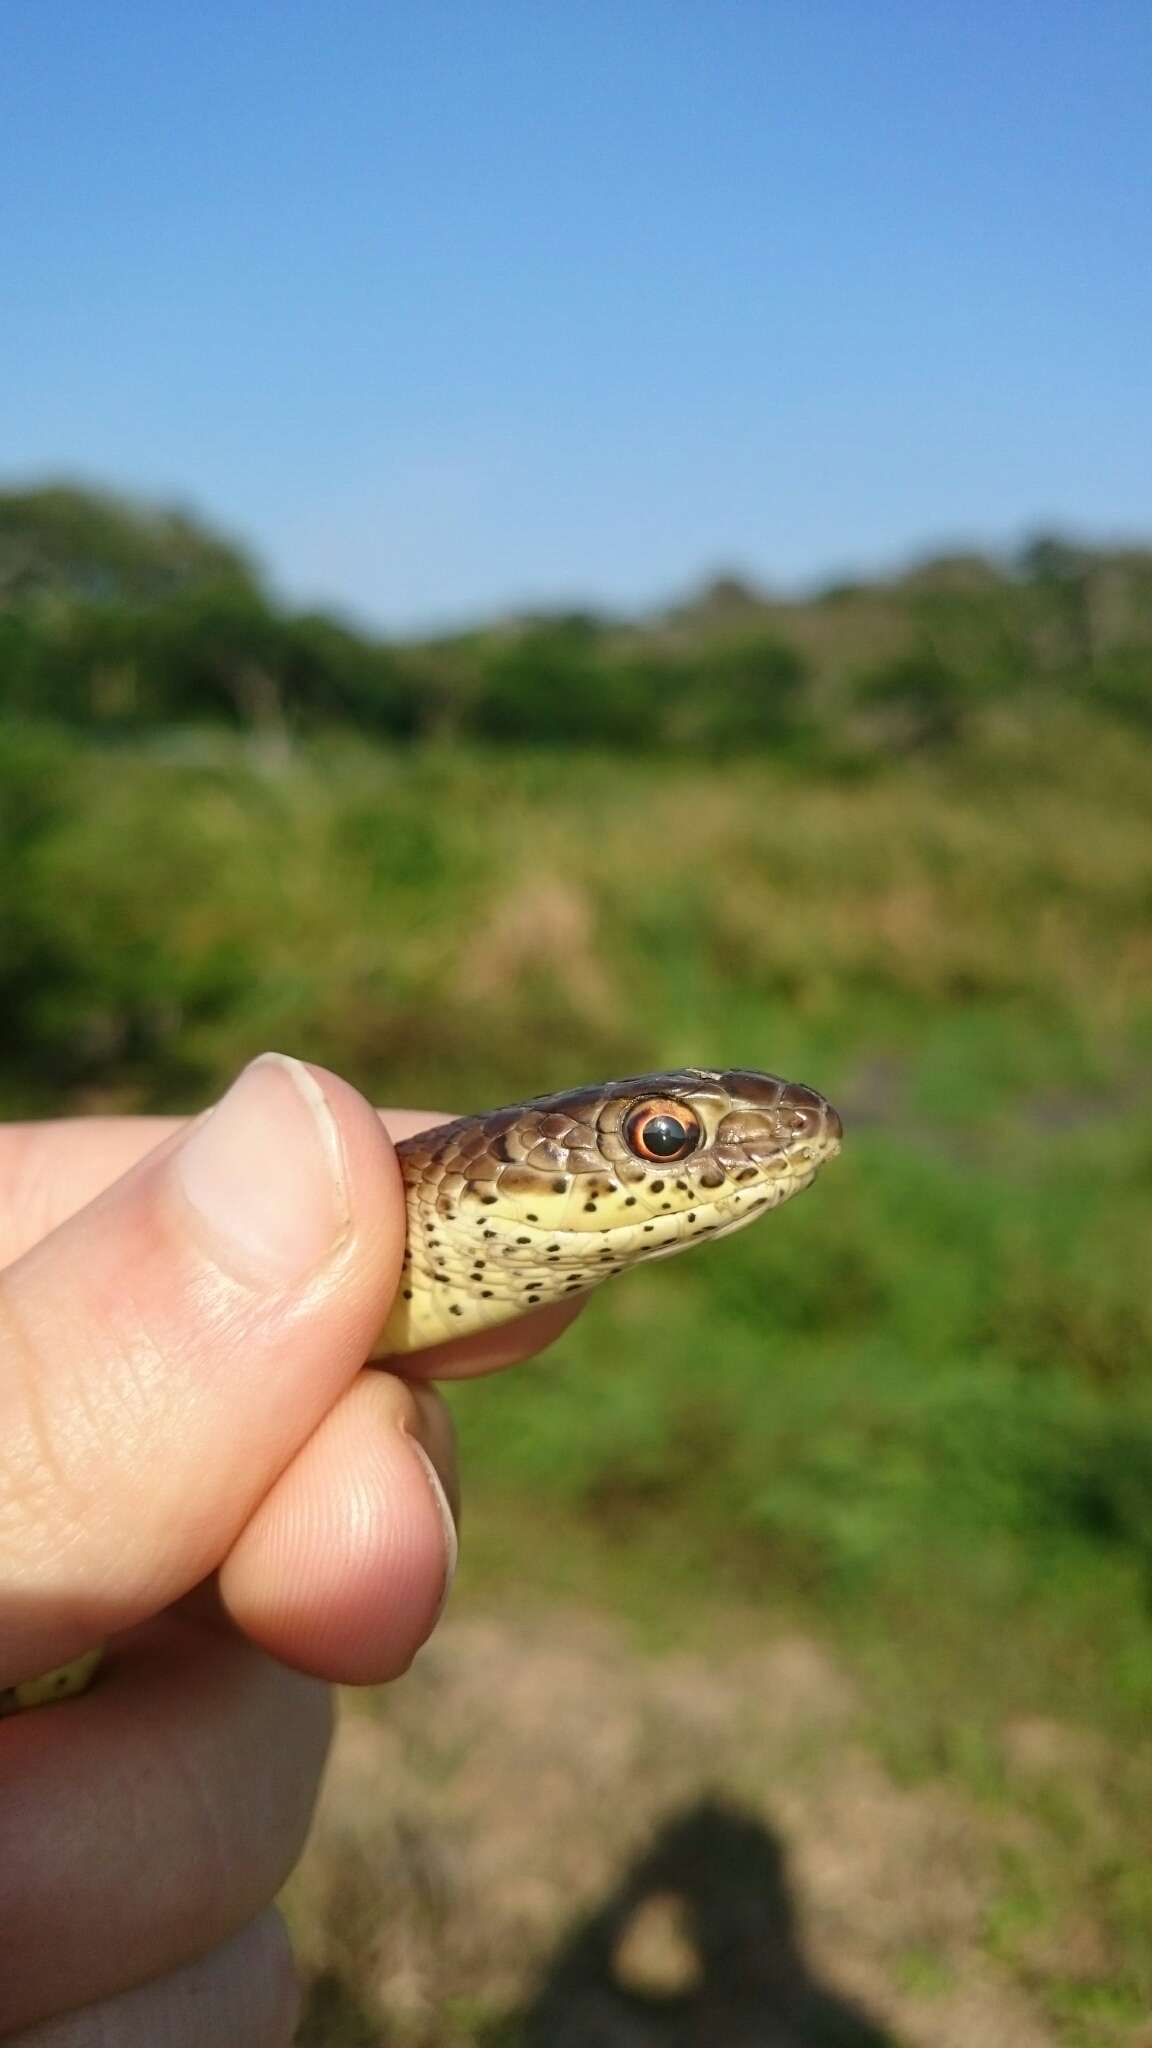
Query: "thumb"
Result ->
[[0, 1054, 405, 1684]]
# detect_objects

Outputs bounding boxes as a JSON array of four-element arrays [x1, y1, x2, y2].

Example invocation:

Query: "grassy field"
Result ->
[[3, 714, 1152, 2043]]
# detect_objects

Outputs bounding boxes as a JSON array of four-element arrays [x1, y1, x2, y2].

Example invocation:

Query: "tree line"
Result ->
[[2, 483, 1149, 755]]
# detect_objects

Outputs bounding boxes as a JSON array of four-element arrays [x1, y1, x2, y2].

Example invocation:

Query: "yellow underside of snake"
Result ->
[[1, 1066, 841, 1716]]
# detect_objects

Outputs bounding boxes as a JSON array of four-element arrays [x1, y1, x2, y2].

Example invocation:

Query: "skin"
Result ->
[[0, 1059, 582, 2045]]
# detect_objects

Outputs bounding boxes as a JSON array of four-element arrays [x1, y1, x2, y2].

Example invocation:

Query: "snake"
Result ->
[[1, 1065, 842, 1716]]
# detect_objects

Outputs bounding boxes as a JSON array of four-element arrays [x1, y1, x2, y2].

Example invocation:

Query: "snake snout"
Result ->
[[779, 1082, 842, 1153]]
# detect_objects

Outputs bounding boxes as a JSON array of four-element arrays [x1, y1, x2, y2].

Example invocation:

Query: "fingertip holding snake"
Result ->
[[4, 1067, 842, 1714]]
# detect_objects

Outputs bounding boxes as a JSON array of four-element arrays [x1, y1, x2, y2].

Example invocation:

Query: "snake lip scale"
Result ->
[[2, 1064, 841, 1715]]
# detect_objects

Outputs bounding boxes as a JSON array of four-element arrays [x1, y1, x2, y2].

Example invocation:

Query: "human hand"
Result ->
[[0, 1055, 579, 2044]]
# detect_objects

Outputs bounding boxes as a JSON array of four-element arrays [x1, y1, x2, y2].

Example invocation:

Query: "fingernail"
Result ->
[[402, 1388, 459, 1614], [176, 1054, 350, 1287]]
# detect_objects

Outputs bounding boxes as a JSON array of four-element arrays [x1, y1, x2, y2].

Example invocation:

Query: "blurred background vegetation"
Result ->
[[3, 478, 1151, 2041], [5, 481, 1152, 759]]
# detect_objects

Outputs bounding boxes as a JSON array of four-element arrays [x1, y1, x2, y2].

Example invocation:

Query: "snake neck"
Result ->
[[373, 1162, 611, 1355]]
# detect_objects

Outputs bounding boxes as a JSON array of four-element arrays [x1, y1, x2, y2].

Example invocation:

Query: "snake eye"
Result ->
[[625, 1099, 703, 1162]]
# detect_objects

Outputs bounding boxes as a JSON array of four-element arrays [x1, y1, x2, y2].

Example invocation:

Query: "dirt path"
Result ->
[[285, 1608, 1095, 2046]]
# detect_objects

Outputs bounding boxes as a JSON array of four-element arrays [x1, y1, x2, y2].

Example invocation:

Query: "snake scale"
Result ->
[[1, 1066, 842, 1716]]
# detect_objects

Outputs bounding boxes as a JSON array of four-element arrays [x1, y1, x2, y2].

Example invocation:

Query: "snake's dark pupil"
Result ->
[[642, 1115, 689, 1157]]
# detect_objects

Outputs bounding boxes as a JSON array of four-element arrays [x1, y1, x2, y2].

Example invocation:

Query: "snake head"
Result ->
[[474, 1066, 843, 1243], [379, 1069, 843, 1354]]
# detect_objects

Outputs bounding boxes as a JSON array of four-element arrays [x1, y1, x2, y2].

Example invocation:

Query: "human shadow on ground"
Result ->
[[295, 1795, 903, 2046], [514, 1796, 901, 2048], [297, 1965, 381, 2046]]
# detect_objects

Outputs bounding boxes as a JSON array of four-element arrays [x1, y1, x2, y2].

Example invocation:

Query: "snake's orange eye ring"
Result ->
[[625, 1099, 703, 1162]]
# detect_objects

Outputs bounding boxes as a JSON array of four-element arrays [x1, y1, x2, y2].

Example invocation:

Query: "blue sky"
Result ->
[[4, 1, 1150, 630]]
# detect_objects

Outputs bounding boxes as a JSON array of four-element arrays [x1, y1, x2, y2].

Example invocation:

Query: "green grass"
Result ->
[[4, 715, 1152, 2036], [5, 716, 1151, 1626]]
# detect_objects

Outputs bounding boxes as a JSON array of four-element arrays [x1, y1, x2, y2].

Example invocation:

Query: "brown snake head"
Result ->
[[374, 1068, 842, 1356]]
